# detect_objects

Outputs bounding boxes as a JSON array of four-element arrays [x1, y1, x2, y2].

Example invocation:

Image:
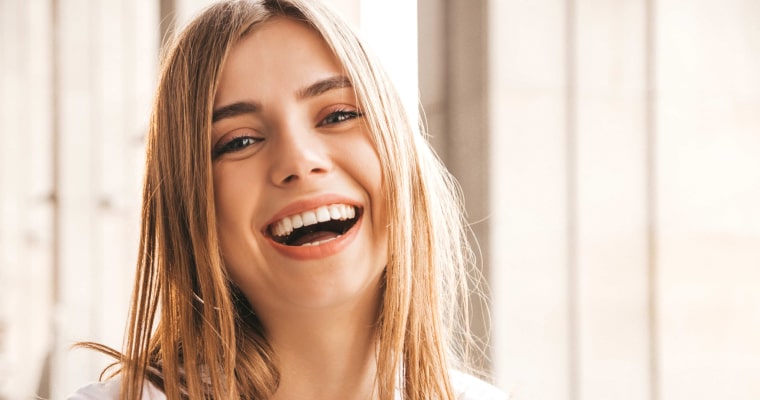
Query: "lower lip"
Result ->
[[266, 215, 362, 260]]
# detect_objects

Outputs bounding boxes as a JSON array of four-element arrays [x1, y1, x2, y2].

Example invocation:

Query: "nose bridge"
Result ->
[[269, 119, 329, 185]]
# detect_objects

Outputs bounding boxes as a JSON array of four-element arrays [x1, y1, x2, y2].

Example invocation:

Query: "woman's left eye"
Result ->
[[319, 109, 362, 126]]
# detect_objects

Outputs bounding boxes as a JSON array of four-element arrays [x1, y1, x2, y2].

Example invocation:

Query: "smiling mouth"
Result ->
[[267, 204, 361, 247]]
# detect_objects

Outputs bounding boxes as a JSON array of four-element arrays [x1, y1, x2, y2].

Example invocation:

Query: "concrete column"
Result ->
[[0, 0, 55, 398], [574, 1, 651, 399], [656, 1, 760, 399], [488, 1, 572, 398], [50, 0, 158, 397], [418, 0, 492, 374]]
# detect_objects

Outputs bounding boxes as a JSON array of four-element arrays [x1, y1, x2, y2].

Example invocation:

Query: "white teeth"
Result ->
[[302, 210, 318, 226], [292, 214, 303, 229], [269, 203, 357, 238], [300, 236, 339, 246], [329, 205, 341, 219], [316, 206, 330, 222], [282, 216, 293, 235]]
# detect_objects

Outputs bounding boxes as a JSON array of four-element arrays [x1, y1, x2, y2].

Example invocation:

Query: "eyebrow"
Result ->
[[297, 75, 353, 99], [212, 101, 260, 123], [212, 75, 353, 124]]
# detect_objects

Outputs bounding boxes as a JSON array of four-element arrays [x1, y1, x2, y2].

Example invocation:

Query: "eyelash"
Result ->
[[318, 109, 363, 126], [213, 135, 262, 159], [212, 109, 363, 158]]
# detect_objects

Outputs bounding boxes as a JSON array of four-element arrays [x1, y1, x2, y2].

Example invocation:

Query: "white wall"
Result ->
[[487, 1, 760, 400], [0, 1, 55, 397]]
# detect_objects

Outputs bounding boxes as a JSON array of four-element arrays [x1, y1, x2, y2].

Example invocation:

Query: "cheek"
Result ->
[[213, 169, 263, 291], [352, 140, 387, 244], [212, 165, 262, 258], [214, 160, 263, 217], [346, 140, 383, 199], [214, 168, 242, 227]]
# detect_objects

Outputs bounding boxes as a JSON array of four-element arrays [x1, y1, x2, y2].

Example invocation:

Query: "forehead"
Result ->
[[214, 17, 345, 106]]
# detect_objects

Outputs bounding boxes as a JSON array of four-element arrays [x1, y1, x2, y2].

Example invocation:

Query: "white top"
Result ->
[[67, 370, 509, 399]]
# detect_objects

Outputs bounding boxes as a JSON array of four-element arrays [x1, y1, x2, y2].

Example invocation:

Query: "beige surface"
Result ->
[[657, 1, 760, 398], [487, 0, 572, 398], [0, 0, 55, 397], [486, 0, 760, 399]]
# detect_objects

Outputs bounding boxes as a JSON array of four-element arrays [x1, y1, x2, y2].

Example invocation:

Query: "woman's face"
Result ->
[[211, 17, 388, 317]]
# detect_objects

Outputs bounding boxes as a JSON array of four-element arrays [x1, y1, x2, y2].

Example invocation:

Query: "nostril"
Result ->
[[273, 158, 330, 186]]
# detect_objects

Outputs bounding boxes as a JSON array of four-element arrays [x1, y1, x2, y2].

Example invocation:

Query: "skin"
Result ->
[[211, 17, 388, 399]]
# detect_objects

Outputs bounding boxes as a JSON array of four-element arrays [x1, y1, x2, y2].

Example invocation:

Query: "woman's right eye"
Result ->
[[213, 135, 263, 159]]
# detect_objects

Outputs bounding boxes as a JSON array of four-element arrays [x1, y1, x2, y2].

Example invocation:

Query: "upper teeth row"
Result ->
[[270, 204, 356, 237]]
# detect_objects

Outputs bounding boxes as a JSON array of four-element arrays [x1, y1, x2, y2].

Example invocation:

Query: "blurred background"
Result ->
[[1, 0, 759, 399]]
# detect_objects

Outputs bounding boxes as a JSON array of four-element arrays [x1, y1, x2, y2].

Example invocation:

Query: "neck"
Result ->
[[266, 290, 382, 400]]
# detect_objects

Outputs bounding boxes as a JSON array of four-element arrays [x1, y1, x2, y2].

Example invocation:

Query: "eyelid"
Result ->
[[317, 105, 363, 127], [212, 128, 263, 159]]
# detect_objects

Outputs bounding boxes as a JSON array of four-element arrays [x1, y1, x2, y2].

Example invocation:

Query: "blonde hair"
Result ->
[[86, 0, 478, 398]]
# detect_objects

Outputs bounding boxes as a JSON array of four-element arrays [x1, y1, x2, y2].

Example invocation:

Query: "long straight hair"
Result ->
[[91, 1, 477, 398]]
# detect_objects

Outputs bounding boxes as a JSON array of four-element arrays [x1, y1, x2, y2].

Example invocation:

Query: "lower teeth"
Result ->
[[300, 236, 340, 247]]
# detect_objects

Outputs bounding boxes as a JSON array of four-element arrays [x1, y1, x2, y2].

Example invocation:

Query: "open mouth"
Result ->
[[266, 204, 361, 247]]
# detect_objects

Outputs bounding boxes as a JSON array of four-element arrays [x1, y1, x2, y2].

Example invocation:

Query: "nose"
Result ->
[[269, 126, 331, 186]]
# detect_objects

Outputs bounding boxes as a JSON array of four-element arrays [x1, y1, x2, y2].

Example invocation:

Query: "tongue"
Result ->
[[290, 231, 340, 246]]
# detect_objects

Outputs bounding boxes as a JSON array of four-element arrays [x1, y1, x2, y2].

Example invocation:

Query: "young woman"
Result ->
[[69, 0, 507, 399]]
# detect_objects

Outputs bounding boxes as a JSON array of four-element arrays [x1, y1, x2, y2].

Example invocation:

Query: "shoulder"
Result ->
[[450, 370, 510, 400], [66, 377, 165, 400]]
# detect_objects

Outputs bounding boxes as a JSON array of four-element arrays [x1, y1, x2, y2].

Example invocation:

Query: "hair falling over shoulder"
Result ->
[[79, 1, 483, 399]]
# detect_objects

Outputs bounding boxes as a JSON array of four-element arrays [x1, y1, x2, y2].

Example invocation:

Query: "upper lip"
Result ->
[[261, 194, 362, 236]]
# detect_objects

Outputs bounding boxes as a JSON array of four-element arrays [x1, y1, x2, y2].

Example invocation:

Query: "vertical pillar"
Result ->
[[574, 1, 651, 399], [489, 0, 572, 398], [0, 0, 55, 397], [52, 0, 99, 394], [656, 1, 760, 399], [418, 0, 492, 373], [51, 0, 158, 396]]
